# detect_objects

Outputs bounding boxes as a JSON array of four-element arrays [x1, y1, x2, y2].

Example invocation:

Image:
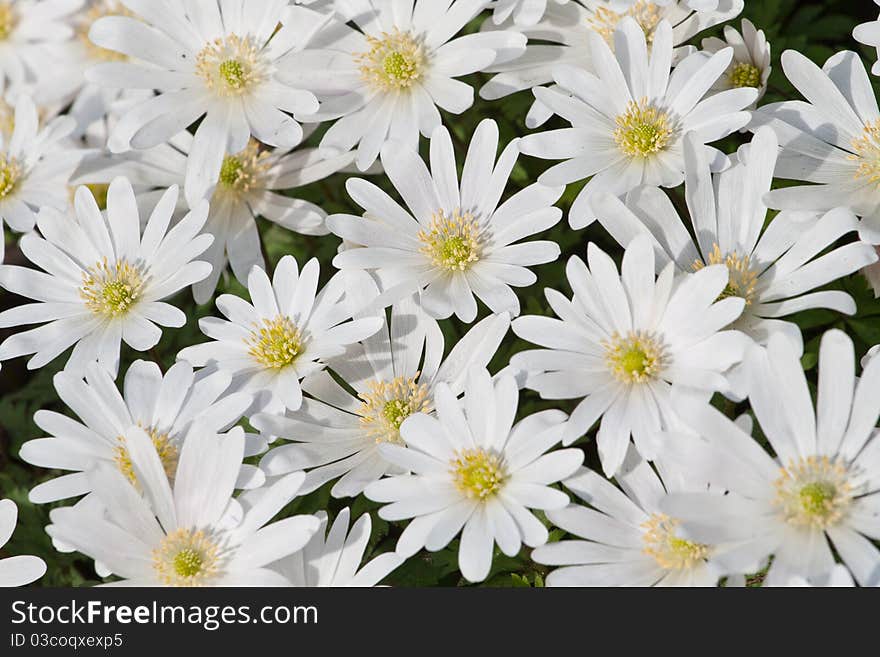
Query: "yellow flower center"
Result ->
[[0, 154, 21, 200], [850, 120, 880, 188], [113, 427, 179, 488], [587, 1, 662, 48], [246, 316, 303, 369], [693, 244, 759, 306], [358, 375, 432, 445], [152, 528, 222, 586], [0, 2, 17, 41], [0, 97, 12, 141], [642, 514, 710, 571], [729, 62, 761, 89], [217, 140, 269, 196], [451, 448, 506, 500], [418, 209, 483, 273], [196, 34, 268, 96], [78, 1, 131, 62], [774, 456, 855, 530], [356, 29, 426, 92], [604, 330, 667, 384], [80, 258, 147, 318], [614, 99, 674, 158]]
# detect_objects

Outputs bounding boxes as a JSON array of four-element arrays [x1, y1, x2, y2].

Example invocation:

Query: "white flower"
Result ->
[[75, 130, 356, 303], [0, 178, 212, 375], [480, 0, 743, 127], [87, 0, 323, 205], [662, 330, 880, 587], [254, 298, 510, 498], [755, 50, 880, 242], [280, 0, 526, 170], [365, 368, 583, 583], [701, 18, 770, 104], [327, 119, 563, 322], [511, 235, 750, 476], [0, 499, 46, 587], [518, 18, 756, 228], [591, 129, 877, 354], [20, 360, 262, 504], [533, 451, 725, 586], [177, 256, 384, 415], [47, 423, 321, 586], [273, 508, 403, 586], [0, 95, 78, 262], [854, 1, 880, 76], [489, 0, 569, 27]]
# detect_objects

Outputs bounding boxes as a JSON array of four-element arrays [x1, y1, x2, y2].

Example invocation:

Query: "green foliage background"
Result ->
[[1, 0, 878, 587]]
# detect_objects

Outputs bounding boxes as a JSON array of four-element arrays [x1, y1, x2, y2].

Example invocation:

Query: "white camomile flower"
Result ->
[[489, 0, 569, 27], [0, 499, 46, 587], [854, 1, 880, 76], [20, 360, 262, 505], [518, 18, 756, 228], [177, 256, 384, 415], [480, 0, 743, 127], [279, 0, 526, 170], [755, 50, 880, 243], [74, 130, 356, 303], [254, 297, 511, 498], [274, 508, 404, 586], [533, 451, 726, 586], [0, 178, 212, 375], [510, 235, 750, 476], [327, 119, 563, 322], [662, 330, 880, 587], [591, 129, 877, 354], [47, 423, 321, 586], [0, 95, 78, 262], [365, 368, 584, 583], [701, 18, 770, 104], [86, 0, 324, 205]]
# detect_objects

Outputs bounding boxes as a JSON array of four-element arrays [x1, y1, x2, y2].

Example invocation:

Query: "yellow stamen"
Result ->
[[196, 35, 268, 96], [851, 120, 880, 188], [113, 427, 179, 487], [0, 154, 21, 200], [642, 513, 710, 570], [603, 330, 668, 384], [152, 528, 223, 586], [356, 29, 426, 92], [80, 258, 147, 318], [729, 62, 761, 89], [614, 98, 674, 158], [358, 375, 432, 445], [217, 140, 269, 196], [451, 448, 506, 500], [418, 209, 483, 273], [774, 455, 855, 530], [246, 316, 303, 369], [0, 2, 17, 41], [587, 1, 662, 48], [692, 244, 759, 306]]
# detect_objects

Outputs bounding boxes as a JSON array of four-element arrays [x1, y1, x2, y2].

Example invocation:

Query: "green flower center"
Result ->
[[246, 316, 303, 369], [729, 62, 761, 89], [614, 99, 674, 158], [451, 448, 506, 500], [173, 548, 203, 578]]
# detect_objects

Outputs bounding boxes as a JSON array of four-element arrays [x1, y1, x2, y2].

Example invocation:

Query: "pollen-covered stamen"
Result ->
[[358, 375, 432, 445], [113, 427, 179, 487], [693, 244, 759, 306], [587, 1, 662, 48], [217, 141, 269, 197], [774, 456, 855, 530], [152, 528, 223, 586], [418, 209, 484, 273], [78, 1, 131, 61], [604, 330, 668, 384], [80, 258, 147, 318], [729, 62, 762, 89], [614, 99, 674, 158], [0, 2, 17, 41], [850, 120, 880, 188], [0, 154, 21, 200], [642, 514, 710, 571], [196, 34, 269, 96], [451, 448, 506, 500], [356, 29, 426, 92], [246, 316, 303, 370]]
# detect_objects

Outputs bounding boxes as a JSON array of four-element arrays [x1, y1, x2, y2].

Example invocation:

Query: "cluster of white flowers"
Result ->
[[1, 0, 880, 589]]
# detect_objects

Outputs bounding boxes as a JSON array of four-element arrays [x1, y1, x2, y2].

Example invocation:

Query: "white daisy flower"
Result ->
[[480, 0, 743, 127], [755, 49, 880, 242], [0, 499, 46, 587], [701, 18, 770, 104], [87, 0, 324, 205], [365, 368, 583, 583], [517, 18, 756, 228], [489, 0, 569, 27], [20, 359, 262, 505], [510, 235, 750, 476], [327, 119, 563, 322], [177, 256, 384, 415], [0, 95, 78, 262], [74, 130, 356, 303], [274, 508, 404, 586], [533, 451, 725, 586], [0, 178, 212, 375], [47, 423, 321, 586], [854, 1, 880, 76], [591, 129, 877, 354], [254, 297, 511, 498], [662, 330, 880, 587], [280, 0, 526, 170]]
